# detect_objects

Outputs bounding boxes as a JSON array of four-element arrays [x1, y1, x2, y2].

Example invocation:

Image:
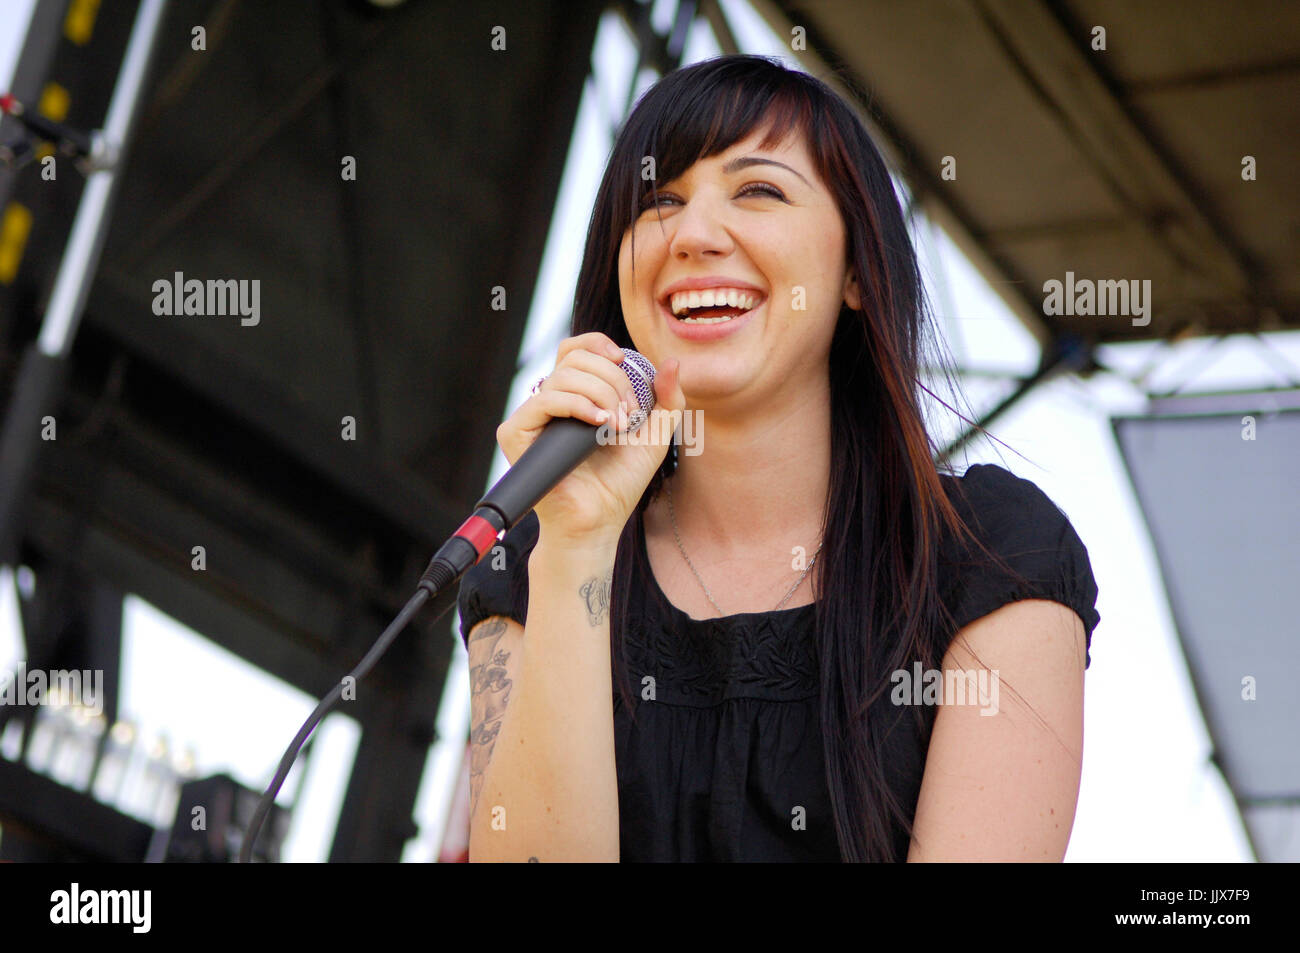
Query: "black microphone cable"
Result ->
[[238, 517, 501, 863]]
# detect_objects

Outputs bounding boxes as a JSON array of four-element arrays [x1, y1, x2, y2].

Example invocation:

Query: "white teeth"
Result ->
[[680, 314, 734, 324], [667, 286, 763, 316]]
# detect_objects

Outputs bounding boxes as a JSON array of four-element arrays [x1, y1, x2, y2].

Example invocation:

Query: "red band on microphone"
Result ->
[[455, 514, 501, 560]]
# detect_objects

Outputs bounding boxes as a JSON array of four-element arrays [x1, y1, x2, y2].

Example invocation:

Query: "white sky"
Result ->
[[3, 0, 1291, 862]]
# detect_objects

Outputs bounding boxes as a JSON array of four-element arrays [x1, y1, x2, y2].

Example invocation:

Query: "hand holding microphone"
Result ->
[[493, 334, 684, 548]]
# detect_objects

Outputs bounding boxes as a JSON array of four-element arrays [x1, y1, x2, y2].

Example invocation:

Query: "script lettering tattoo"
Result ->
[[579, 571, 612, 627], [468, 617, 513, 819]]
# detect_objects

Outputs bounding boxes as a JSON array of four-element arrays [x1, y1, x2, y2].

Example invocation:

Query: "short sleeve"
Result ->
[[940, 464, 1101, 668], [455, 510, 539, 648]]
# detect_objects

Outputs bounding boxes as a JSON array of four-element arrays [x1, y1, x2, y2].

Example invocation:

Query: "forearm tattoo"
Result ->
[[579, 571, 612, 627], [468, 617, 513, 819]]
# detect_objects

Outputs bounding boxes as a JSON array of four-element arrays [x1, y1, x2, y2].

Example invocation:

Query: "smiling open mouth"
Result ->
[[666, 288, 763, 324]]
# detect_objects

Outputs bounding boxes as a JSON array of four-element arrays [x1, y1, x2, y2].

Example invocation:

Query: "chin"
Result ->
[[675, 360, 749, 403]]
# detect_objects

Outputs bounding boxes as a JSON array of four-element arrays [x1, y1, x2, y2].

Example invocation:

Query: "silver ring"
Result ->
[[530, 375, 547, 395]]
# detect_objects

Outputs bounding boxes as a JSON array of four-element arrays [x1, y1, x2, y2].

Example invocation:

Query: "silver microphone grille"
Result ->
[[619, 348, 656, 432]]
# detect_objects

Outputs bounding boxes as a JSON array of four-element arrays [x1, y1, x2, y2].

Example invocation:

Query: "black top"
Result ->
[[456, 463, 1101, 861]]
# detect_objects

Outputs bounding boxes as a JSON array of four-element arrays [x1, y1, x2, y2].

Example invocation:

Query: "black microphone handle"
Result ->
[[476, 415, 603, 530]]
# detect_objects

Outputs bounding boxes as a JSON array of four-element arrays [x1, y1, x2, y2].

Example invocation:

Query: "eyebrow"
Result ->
[[720, 155, 812, 187]]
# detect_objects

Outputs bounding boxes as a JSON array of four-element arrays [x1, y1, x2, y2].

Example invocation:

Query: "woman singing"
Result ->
[[458, 54, 1099, 862]]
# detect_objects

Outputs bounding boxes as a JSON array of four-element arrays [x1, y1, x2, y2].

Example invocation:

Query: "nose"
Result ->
[[667, 194, 734, 260]]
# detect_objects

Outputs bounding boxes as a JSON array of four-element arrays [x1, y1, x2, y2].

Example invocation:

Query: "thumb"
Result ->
[[631, 358, 684, 453], [656, 357, 685, 413]]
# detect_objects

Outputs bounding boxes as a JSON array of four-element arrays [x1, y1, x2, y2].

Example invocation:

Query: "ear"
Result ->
[[843, 270, 862, 311]]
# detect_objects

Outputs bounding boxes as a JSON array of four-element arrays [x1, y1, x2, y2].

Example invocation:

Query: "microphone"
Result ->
[[416, 347, 657, 594], [241, 348, 656, 861], [482, 348, 656, 527]]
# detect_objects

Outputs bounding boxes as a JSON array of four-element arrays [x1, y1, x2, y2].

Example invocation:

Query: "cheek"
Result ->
[[804, 222, 849, 314], [764, 229, 840, 324], [620, 228, 648, 279], [623, 226, 652, 270], [621, 231, 664, 300], [617, 237, 638, 306], [617, 238, 651, 339]]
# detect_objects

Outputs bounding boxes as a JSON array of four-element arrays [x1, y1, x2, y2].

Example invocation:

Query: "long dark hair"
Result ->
[[567, 54, 1018, 862]]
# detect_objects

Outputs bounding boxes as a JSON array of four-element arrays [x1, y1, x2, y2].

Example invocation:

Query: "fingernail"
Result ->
[[596, 410, 609, 423], [608, 344, 623, 359]]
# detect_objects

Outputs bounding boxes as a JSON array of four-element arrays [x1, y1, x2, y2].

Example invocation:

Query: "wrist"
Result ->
[[531, 528, 621, 565], [528, 533, 620, 631]]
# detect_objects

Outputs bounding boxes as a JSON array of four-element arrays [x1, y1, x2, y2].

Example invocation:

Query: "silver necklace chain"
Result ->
[[664, 478, 823, 616]]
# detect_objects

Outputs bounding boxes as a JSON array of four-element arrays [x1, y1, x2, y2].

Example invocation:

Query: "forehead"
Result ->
[[672, 123, 815, 177]]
